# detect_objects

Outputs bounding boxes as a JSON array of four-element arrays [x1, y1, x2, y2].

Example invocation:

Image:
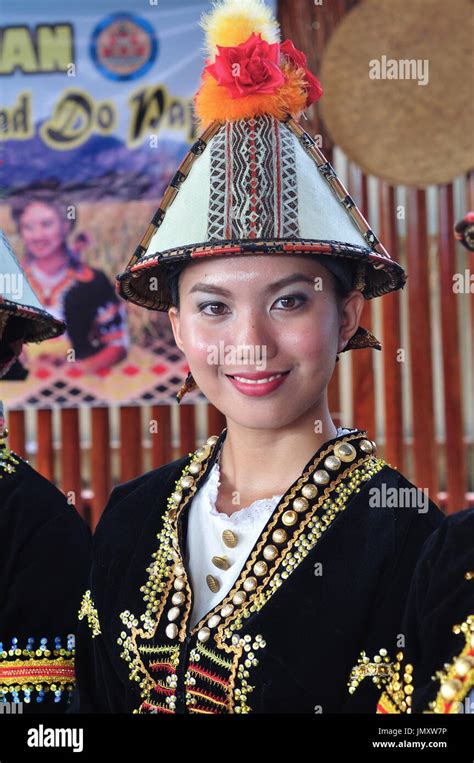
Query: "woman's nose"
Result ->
[[226, 309, 276, 355]]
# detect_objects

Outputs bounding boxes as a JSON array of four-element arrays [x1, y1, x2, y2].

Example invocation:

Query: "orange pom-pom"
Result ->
[[194, 63, 309, 127]]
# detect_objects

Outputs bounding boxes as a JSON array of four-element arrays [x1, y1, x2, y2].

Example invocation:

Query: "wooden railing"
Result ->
[[7, 405, 228, 529], [7, 387, 473, 531]]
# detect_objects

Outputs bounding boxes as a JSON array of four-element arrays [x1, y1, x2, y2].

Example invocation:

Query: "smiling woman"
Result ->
[[72, 0, 458, 716], [166, 254, 364, 444], [10, 193, 129, 375], [164, 252, 366, 408]]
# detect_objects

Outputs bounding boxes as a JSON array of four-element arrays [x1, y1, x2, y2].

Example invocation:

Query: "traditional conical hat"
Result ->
[[117, 0, 407, 351], [0, 229, 65, 343]]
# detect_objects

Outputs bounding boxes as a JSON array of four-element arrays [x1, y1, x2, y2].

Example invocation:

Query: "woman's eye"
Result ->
[[273, 293, 308, 310], [198, 302, 229, 316], [197, 294, 308, 315]]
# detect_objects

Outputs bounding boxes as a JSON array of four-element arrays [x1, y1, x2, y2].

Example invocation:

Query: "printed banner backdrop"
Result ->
[[0, 0, 280, 408]]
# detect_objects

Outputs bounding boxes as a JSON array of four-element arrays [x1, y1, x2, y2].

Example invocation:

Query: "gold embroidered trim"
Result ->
[[0, 447, 20, 478], [78, 590, 102, 638], [118, 430, 385, 713], [348, 646, 414, 714], [194, 641, 234, 670], [118, 438, 226, 711], [375, 651, 414, 714], [0, 657, 75, 687], [371, 617, 474, 714], [212, 457, 386, 654], [187, 688, 227, 707], [428, 614, 474, 714], [374, 576, 474, 714], [185, 634, 266, 714], [0, 643, 75, 703], [138, 645, 177, 656], [348, 648, 396, 694], [232, 634, 266, 714]]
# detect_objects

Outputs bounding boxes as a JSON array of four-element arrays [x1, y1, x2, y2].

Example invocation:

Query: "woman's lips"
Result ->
[[225, 370, 291, 397]]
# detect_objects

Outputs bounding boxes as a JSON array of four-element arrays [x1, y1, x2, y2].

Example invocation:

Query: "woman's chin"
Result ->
[[211, 395, 310, 430], [197, 373, 324, 427], [30, 250, 53, 259]]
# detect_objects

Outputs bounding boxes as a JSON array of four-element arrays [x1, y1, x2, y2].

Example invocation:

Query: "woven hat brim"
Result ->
[[0, 301, 66, 343], [117, 239, 406, 352], [117, 238, 407, 308]]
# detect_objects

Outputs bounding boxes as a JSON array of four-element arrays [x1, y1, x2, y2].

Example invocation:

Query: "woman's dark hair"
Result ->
[[165, 256, 355, 311], [165, 263, 186, 310], [0, 314, 26, 372]]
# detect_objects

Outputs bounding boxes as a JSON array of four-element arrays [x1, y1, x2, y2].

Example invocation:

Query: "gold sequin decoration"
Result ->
[[78, 589, 102, 638]]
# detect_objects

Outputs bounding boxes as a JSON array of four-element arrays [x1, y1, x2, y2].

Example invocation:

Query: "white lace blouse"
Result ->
[[185, 427, 356, 629]]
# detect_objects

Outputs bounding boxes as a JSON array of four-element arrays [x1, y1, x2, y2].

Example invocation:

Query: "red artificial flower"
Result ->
[[205, 32, 286, 99], [280, 38, 323, 107]]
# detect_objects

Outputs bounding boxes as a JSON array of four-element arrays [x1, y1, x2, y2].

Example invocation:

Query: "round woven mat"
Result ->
[[320, 0, 474, 187]]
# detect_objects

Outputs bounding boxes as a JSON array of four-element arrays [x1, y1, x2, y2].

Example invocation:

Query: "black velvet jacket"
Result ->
[[73, 427, 446, 714], [0, 447, 92, 712]]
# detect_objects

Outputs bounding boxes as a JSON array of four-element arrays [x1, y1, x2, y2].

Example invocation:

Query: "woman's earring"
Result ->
[[176, 371, 198, 403]]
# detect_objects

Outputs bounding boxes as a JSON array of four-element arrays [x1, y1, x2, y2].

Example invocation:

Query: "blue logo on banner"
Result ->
[[90, 13, 158, 81]]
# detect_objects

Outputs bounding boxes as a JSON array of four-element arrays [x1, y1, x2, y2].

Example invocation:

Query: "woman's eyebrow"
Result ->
[[187, 273, 315, 297]]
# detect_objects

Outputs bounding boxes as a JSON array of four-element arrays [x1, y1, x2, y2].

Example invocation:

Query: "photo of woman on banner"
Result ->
[[10, 192, 129, 375]]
